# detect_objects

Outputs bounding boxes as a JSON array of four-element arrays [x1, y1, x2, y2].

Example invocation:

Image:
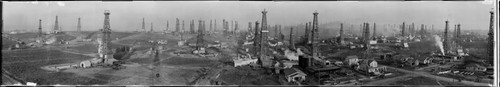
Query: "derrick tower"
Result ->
[[311, 11, 320, 58], [53, 16, 59, 33], [38, 19, 43, 38], [260, 9, 269, 67], [77, 17, 81, 32], [98, 10, 113, 59], [142, 18, 145, 31]]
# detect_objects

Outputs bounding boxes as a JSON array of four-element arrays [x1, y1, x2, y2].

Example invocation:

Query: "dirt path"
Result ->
[[382, 65, 490, 86], [363, 74, 413, 85]]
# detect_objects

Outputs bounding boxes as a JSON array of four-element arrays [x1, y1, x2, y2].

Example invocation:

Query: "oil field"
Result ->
[[2, 1, 496, 86]]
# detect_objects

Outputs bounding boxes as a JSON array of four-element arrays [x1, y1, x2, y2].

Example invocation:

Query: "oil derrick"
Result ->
[[142, 18, 145, 31], [182, 20, 185, 33], [98, 10, 113, 59], [190, 20, 194, 34], [235, 21, 239, 33], [166, 21, 169, 32], [226, 21, 229, 33], [222, 19, 226, 33], [53, 16, 59, 33], [214, 19, 217, 31], [456, 24, 461, 42], [290, 27, 295, 49], [487, 11, 494, 56], [444, 20, 449, 54], [338, 23, 344, 45], [77, 17, 81, 32], [311, 11, 320, 58], [278, 25, 284, 41], [420, 24, 425, 36], [210, 20, 213, 32], [351, 25, 354, 34], [176, 18, 180, 33], [373, 23, 376, 39], [364, 23, 370, 49], [150, 22, 153, 33], [308, 22, 313, 44], [411, 23, 415, 36], [304, 23, 310, 43], [274, 25, 278, 38], [361, 23, 365, 41], [38, 19, 43, 38], [248, 22, 252, 32], [197, 20, 204, 50], [401, 22, 406, 37], [254, 21, 260, 56], [260, 9, 269, 67]]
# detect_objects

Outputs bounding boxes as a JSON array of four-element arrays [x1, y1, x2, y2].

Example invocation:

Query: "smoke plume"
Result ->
[[433, 35, 444, 55]]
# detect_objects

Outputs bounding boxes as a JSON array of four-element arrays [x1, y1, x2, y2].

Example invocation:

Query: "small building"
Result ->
[[465, 63, 486, 72], [104, 58, 118, 65], [80, 61, 91, 68], [284, 68, 307, 83], [233, 57, 258, 67], [357, 59, 387, 75], [282, 60, 298, 69], [344, 56, 359, 66], [284, 49, 299, 61], [177, 40, 186, 46]]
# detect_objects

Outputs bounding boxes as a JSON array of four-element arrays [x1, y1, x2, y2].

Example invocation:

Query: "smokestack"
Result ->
[[151, 22, 153, 32], [166, 21, 169, 31], [444, 20, 449, 54]]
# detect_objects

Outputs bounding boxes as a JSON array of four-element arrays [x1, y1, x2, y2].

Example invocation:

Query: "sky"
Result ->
[[2, 1, 495, 32]]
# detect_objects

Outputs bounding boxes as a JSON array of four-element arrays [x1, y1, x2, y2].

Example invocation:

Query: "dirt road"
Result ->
[[382, 65, 490, 86]]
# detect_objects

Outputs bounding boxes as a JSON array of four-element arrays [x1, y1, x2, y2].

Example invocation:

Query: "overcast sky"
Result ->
[[2, 1, 495, 32]]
